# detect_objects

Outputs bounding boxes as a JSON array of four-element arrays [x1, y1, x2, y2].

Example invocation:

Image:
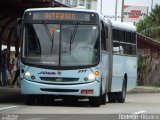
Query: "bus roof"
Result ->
[[111, 20, 136, 32], [100, 15, 136, 32], [25, 7, 98, 14]]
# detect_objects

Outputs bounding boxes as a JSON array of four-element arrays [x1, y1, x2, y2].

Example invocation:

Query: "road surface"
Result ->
[[0, 87, 160, 120]]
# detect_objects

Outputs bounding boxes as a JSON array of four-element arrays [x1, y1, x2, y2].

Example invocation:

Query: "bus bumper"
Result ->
[[20, 79, 100, 97]]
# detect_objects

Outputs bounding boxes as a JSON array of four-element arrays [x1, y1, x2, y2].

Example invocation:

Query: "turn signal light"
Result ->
[[95, 71, 100, 75]]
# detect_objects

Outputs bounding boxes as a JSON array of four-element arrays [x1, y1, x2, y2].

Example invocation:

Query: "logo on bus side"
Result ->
[[38, 71, 56, 75]]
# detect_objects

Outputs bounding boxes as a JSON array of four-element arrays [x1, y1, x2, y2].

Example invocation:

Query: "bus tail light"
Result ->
[[81, 90, 93, 94]]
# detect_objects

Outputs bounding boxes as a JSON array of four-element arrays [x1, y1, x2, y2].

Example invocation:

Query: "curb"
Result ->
[[127, 86, 160, 94]]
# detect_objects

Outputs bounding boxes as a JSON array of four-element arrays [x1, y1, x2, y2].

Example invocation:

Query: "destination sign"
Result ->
[[32, 12, 92, 21]]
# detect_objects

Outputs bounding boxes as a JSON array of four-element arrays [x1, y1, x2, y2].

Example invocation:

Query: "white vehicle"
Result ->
[[16, 8, 137, 107]]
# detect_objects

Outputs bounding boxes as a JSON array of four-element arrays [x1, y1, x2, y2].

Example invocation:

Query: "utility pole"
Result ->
[[121, 0, 124, 22], [100, 0, 103, 14], [115, 0, 118, 21], [151, 0, 153, 10]]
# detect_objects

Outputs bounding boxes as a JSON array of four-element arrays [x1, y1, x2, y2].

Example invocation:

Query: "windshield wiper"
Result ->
[[70, 24, 79, 53], [42, 21, 55, 53], [50, 32, 54, 53]]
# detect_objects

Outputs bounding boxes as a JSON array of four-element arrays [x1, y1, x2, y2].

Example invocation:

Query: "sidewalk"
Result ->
[[127, 86, 160, 94], [0, 86, 23, 102]]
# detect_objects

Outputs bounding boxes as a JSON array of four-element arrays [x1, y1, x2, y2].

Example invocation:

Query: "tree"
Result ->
[[136, 4, 160, 42]]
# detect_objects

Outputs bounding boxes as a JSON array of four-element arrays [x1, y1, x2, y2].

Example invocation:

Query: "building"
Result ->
[[55, 0, 97, 10]]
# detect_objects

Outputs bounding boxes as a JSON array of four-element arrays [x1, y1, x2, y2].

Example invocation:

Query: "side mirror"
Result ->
[[14, 18, 22, 39]]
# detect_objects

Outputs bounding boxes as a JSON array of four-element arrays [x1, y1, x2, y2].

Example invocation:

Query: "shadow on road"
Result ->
[[0, 87, 24, 103], [0, 87, 111, 107]]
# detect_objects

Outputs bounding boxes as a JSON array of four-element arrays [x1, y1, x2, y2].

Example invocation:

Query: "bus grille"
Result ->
[[40, 88, 79, 92], [40, 77, 79, 82]]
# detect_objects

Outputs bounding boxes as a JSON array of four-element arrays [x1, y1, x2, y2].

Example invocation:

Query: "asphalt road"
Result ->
[[0, 87, 160, 120]]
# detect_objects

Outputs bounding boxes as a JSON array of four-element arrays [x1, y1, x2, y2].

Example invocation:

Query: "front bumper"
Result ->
[[21, 79, 100, 97]]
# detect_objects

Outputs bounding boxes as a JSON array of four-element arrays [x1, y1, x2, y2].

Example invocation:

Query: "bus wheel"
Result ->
[[101, 93, 106, 105], [108, 92, 116, 103], [117, 79, 127, 103], [89, 97, 101, 107], [25, 95, 35, 105]]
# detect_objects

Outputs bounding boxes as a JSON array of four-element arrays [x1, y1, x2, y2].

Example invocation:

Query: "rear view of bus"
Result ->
[[20, 8, 103, 106]]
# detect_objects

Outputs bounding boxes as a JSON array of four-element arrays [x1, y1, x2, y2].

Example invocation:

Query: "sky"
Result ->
[[97, 0, 160, 23]]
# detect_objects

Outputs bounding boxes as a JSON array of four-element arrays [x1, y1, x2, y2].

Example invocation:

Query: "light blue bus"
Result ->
[[17, 8, 137, 107]]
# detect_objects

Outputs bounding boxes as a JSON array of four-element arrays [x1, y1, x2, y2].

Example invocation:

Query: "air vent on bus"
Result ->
[[40, 88, 79, 92], [40, 77, 79, 82]]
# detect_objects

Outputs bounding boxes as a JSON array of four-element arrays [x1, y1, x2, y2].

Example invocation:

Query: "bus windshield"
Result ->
[[22, 23, 100, 68]]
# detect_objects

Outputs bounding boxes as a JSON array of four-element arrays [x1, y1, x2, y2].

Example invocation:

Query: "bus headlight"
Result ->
[[84, 74, 96, 81], [25, 72, 31, 78], [88, 74, 96, 81]]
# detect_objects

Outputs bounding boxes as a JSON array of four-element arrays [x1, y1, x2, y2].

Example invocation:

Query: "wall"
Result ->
[[138, 52, 160, 86]]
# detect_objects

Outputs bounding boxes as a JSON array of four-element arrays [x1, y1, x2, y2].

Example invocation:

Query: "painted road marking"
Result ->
[[133, 111, 147, 114], [25, 118, 47, 120], [0, 106, 18, 111]]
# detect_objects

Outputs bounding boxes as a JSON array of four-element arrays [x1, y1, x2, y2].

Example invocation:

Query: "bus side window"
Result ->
[[104, 26, 108, 51], [125, 32, 136, 55], [126, 32, 131, 43], [113, 29, 122, 54], [113, 29, 119, 41], [105, 26, 108, 39], [120, 31, 125, 42], [113, 42, 121, 54], [125, 44, 132, 55], [131, 32, 136, 43], [132, 45, 136, 55], [131, 32, 136, 55], [101, 21, 107, 51]]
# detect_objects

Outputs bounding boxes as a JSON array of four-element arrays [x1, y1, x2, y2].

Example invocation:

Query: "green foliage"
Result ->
[[138, 56, 146, 71], [136, 4, 160, 42]]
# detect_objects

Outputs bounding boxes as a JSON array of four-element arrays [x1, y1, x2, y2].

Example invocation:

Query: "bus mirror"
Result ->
[[14, 18, 22, 39]]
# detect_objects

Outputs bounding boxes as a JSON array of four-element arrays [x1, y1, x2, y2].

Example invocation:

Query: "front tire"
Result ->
[[89, 96, 101, 107], [101, 93, 107, 105]]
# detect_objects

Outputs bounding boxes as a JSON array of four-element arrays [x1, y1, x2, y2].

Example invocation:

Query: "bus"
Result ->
[[16, 8, 137, 107]]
